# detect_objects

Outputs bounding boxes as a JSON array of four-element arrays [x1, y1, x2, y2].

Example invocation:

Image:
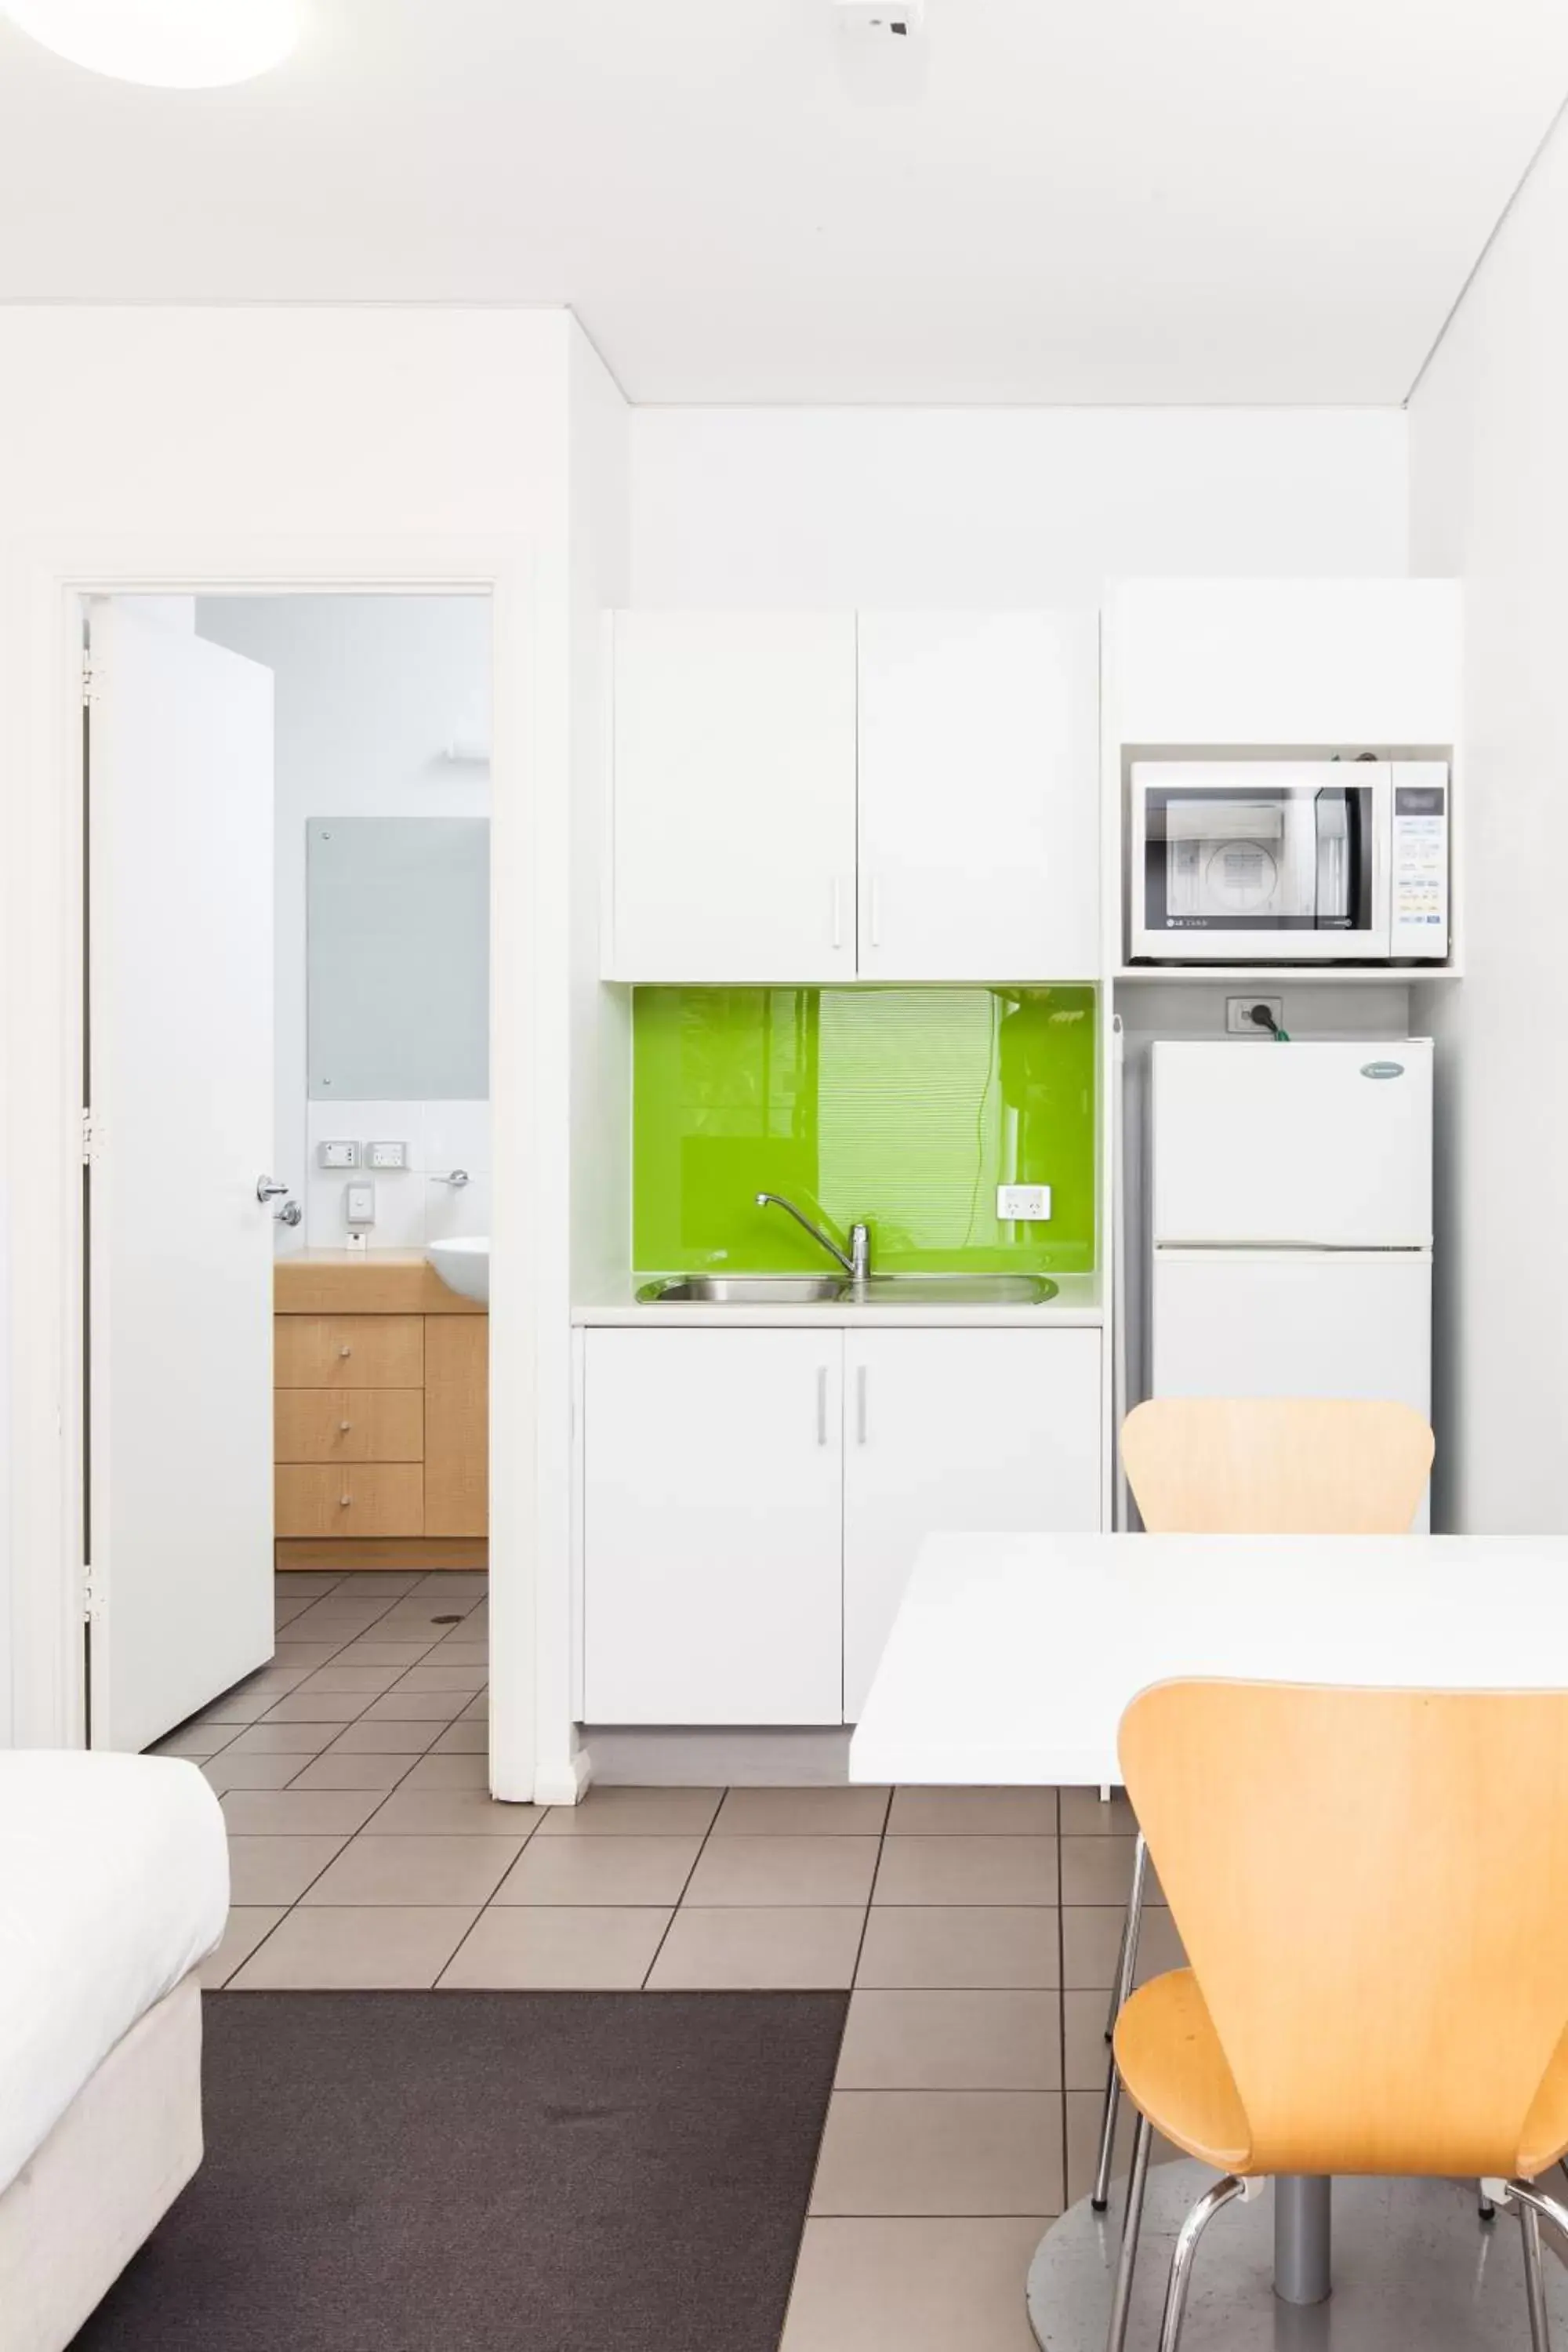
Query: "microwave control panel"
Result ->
[[1388, 764, 1450, 960]]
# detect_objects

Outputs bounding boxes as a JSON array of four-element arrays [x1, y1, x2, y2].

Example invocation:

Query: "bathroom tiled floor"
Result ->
[[158, 1570, 1181, 2352]]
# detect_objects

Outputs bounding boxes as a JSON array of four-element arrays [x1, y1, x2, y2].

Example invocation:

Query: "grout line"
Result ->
[[846, 1787, 891, 1993], [637, 1789, 727, 1987], [1054, 1788, 1069, 2205]]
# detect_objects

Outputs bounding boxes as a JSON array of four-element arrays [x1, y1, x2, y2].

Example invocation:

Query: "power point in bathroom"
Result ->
[[1226, 996, 1285, 1037], [997, 1184, 1052, 1222]]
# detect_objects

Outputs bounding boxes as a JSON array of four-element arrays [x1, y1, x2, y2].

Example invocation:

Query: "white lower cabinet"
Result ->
[[842, 1328, 1102, 1720], [581, 1328, 845, 1725], [580, 1324, 1102, 1727]]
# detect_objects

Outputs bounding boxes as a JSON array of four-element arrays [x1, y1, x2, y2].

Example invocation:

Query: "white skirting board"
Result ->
[[581, 1726, 855, 1788]]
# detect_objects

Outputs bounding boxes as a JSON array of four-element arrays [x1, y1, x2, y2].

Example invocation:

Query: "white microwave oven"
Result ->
[[1127, 759, 1450, 964]]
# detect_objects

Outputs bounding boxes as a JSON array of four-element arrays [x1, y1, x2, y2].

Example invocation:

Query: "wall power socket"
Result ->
[[997, 1184, 1052, 1222], [1226, 996, 1284, 1037]]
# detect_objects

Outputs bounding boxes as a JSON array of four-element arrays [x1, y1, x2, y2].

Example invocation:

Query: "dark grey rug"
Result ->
[[71, 1991, 847, 2352]]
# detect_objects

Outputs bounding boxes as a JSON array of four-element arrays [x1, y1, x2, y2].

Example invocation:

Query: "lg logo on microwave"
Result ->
[[1360, 1062, 1406, 1080]]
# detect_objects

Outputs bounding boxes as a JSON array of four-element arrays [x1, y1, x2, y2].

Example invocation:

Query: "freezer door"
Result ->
[[1152, 1250, 1431, 1414], [1152, 1039, 1432, 1247]]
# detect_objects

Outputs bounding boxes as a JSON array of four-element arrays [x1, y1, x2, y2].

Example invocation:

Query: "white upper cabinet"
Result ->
[[606, 608, 1100, 983], [857, 611, 1100, 982], [1108, 580, 1461, 747], [608, 611, 858, 982]]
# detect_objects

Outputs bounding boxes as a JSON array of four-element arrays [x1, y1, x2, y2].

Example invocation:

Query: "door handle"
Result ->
[[256, 1174, 289, 1203], [856, 1365, 869, 1445], [816, 1367, 829, 1446]]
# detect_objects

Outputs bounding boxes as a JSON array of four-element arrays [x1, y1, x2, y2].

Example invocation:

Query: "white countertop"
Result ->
[[572, 1271, 1103, 1328], [849, 1530, 1568, 1789]]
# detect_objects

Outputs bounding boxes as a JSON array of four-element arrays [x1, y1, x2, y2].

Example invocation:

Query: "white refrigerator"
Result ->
[[1149, 1040, 1432, 1434]]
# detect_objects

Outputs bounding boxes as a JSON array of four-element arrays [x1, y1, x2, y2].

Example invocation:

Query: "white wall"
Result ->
[[1408, 121, 1568, 1532], [0, 305, 586, 1769], [631, 408, 1410, 607], [194, 592, 491, 1251]]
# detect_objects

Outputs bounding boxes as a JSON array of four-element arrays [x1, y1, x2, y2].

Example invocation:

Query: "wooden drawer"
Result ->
[[274, 1463, 425, 1539], [274, 1315, 423, 1389], [274, 1388, 423, 1465]]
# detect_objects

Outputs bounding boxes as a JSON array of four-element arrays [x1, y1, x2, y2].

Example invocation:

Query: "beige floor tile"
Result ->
[[431, 1719, 488, 1752], [227, 1834, 347, 1905], [873, 1836, 1057, 1907], [223, 1721, 342, 1755], [1060, 1838, 1163, 1907], [645, 1907, 865, 1991], [811, 2089, 1062, 2216], [274, 1573, 341, 1597], [459, 1692, 488, 1719], [1061, 1905, 1184, 1991], [202, 1752, 303, 1794], [327, 1718, 442, 1754], [889, 1788, 1058, 1835], [362, 1788, 543, 1836], [221, 1788, 384, 1836], [151, 1726, 230, 1760], [302, 1835, 523, 1907], [684, 1835, 880, 1907], [495, 1835, 702, 1907], [230, 1905, 479, 1990], [294, 1664, 406, 1696], [426, 1641, 488, 1668], [200, 1907, 286, 1989], [835, 1991, 1062, 2091], [781, 2216, 1045, 2352], [287, 1750, 418, 1792], [270, 1641, 355, 1669], [1063, 1988, 1118, 2089], [316, 1573, 423, 1595], [363, 1689, 473, 1720], [260, 1690, 372, 1723], [329, 1640, 439, 1668], [190, 1695, 272, 1726], [440, 1906, 672, 1990], [855, 1907, 1060, 1991], [1064, 2090, 1181, 2204], [393, 1666, 488, 1693], [234, 1664, 314, 1698], [281, 1605, 393, 1638], [1058, 1788, 1137, 1837], [712, 1787, 890, 1837], [398, 1749, 490, 1789], [273, 1599, 316, 1630], [532, 1786, 721, 1837]]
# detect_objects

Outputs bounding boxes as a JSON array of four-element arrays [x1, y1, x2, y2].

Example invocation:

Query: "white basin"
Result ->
[[426, 1236, 489, 1304]]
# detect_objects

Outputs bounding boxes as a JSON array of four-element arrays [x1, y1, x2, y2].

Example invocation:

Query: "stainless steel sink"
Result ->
[[858, 1273, 1060, 1305], [637, 1275, 847, 1305], [635, 1272, 1059, 1306]]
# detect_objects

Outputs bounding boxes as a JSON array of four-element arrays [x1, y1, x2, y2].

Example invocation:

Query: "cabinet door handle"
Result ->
[[856, 1364, 869, 1445], [339, 1494, 351, 1508], [816, 1367, 829, 1446], [339, 1421, 352, 1434], [339, 1345, 352, 1359]]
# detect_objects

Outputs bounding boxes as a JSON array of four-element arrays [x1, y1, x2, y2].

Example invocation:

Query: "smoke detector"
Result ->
[[833, 0, 924, 39]]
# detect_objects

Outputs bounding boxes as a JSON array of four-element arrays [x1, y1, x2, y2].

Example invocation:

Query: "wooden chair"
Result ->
[[1091, 1396, 1435, 2212], [1107, 1679, 1568, 2352]]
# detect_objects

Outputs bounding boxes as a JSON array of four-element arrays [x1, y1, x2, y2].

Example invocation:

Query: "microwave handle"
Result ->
[[1367, 765, 1392, 952]]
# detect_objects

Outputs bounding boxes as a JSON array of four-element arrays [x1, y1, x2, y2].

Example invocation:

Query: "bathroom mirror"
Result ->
[[307, 816, 488, 1100]]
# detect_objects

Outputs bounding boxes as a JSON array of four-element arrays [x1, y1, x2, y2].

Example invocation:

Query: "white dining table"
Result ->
[[848, 1530, 1568, 2352]]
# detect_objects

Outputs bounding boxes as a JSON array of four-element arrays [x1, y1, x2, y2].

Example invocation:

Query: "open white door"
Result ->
[[87, 599, 276, 1751]]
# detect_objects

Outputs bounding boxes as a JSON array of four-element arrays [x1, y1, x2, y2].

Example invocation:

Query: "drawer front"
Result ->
[[274, 1463, 425, 1539], [274, 1388, 423, 1465], [274, 1315, 423, 1389]]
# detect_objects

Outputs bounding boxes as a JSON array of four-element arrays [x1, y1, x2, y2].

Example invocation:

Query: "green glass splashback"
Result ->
[[633, 987, 1097, 1276]]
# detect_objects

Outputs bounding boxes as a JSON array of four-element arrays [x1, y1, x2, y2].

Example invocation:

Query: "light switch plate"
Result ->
[[318, 1139, 358, 1169], [997, 1183, 1052, 1221], [344, 1181, 376, 1226], [366, 1140, 408, 1170]]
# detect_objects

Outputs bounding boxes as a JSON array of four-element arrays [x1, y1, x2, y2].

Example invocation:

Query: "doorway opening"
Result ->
[[84, 591, 493, 1769]]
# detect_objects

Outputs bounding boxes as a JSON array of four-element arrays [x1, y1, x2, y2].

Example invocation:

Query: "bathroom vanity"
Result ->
[[274, 1254, 488, 1561]]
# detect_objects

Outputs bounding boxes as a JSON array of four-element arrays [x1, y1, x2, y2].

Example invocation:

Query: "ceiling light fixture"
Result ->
[[0, 0, 298, 87]]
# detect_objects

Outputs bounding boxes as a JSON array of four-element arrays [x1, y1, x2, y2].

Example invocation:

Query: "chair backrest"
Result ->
[[1121, 1397, 1433, 1534], [1120, 1678, 1568, 2177]]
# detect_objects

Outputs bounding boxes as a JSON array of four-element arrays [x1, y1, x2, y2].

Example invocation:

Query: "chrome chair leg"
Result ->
[[1156, 2173, 1246, 2352], [1105, 2110, 1152, 2352], [1091, 1831, 1149, 2211], [1521, 2201, 1550, 2352]]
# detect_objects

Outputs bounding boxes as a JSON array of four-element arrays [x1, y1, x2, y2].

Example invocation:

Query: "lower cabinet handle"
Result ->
[[338, 1494, 351, 1508], [816, 1367, 829, 1446], [857, 1365, 869, 1445], [339, 1421, 352, 1434]]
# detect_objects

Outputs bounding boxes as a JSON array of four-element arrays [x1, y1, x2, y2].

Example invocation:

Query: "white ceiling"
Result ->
[[2, 0, 1566, 404]]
